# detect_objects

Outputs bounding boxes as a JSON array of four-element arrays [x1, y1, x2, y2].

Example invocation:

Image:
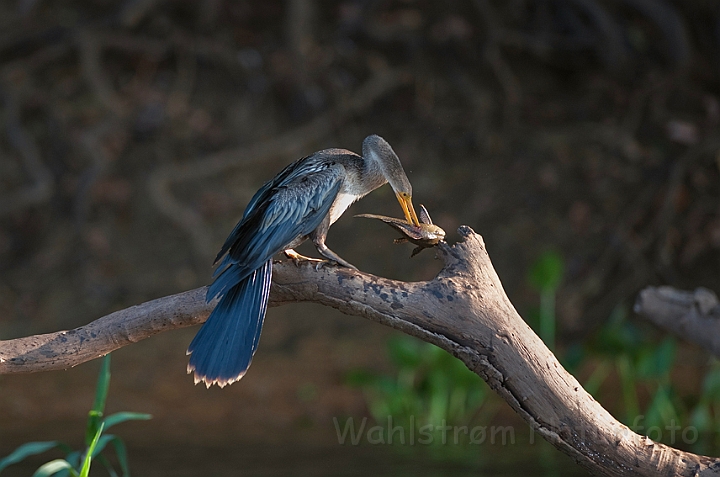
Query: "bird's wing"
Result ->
[[242, 154, 314, 218], [214, 155, 314, 263], [208, 164, 344, 300]]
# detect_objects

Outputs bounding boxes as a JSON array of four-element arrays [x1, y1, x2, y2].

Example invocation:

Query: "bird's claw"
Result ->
[[311, 259, 359, 272]]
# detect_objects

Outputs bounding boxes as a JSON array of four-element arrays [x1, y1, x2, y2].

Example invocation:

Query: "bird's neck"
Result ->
[[357, 156, 388, 195]]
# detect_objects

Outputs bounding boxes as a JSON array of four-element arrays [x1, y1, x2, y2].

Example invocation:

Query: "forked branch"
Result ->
[[1, 227, 719, 476]]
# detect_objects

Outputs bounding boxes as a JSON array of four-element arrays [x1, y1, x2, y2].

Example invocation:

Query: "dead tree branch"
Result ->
[[635, 286, 720, 359], [1, 228, 719, 476]]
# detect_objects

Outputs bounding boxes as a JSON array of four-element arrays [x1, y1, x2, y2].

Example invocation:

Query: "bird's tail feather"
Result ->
[[187, 259, 273, 388]]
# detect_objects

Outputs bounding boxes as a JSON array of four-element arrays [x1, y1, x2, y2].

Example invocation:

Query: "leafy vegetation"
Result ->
[[349, 250, 720, 458], [347, 335, 494, 451], [0, 355, 151, 477], [527, 250, 565, 351], [581, 306, 720, 450]]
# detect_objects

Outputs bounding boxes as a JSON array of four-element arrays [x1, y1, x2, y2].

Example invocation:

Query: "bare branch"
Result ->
[[1, 228, 719, 475], [635, 286, 720, 358]]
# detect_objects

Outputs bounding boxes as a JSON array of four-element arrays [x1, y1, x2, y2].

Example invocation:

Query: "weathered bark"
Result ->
[[635, 286, 720, 358], [1, 227, 719, 476]]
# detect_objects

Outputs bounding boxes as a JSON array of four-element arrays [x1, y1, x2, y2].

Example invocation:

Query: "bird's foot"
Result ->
[[313, 260, 334, 271], [331, 257, 358, 270], [311, 259, 359, 271], [284, 249, 325, 266], [312, 243, 358, 270]]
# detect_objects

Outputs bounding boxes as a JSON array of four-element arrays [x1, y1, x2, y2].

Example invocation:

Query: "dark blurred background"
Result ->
[[1, 0, 719, 475]]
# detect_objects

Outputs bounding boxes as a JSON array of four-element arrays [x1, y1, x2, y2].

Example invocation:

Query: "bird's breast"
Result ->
[[328, 192, 358, 224]]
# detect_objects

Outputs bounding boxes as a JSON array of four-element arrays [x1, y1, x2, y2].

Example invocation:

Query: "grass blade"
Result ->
[[92, 355, 112, 414], [97, 454, 119, 477], [0, 441, 61, 473], [103, 412, 152, 431], [79, 422, 104, 477], [105, 436, 130, 477], [87, 435, 130, 477], [86, 355, 111, 445], [90, 435, 115, 460], [32, 459, 77, 477]]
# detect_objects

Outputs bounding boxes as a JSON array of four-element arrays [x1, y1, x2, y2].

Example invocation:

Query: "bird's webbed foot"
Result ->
[[313, 241, 358, 270]]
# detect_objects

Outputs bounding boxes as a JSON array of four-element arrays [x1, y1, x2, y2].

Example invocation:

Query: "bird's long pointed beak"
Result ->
[[397, 193, 420, 226]]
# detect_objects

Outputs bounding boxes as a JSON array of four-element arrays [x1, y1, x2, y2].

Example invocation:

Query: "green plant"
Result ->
[[527, 251, 564, 351], [558, 299, 720, 452], [0, 354, 151, 476], [585, 306, 682, 428], [347, 334, 493, 446], [689, 359, 720, 450]]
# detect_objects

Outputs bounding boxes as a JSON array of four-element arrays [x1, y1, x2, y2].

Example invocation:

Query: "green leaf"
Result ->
[[87, 434, 127, 476], [616, 355, 640, 423], [79, 422, 104, 477], [644, 384, 678, 430], [86, 355, 112, 445], [637, 338, 676, 379], [344, 369, 377, 387], [90, 435, 115, 460], [445, 353, 481, 387], [654, 338, 677, 376], [108, 437, 130, 477], [583, 361, 611, 397], [0, 441, 61, 472], [103, 412, 152, 431], [96, 454, 119, 477], [32, 459, 77, 477], [387, 336, 422, 368], [528, 251, 564, 292], [562, 342, 585, 372], [690, 403, 713, 433], [539, 289, 556, 350], [593, 306, 643, 356], [64, 451, 81, 469], [92, 355, 112, 415], [701, 363, 720, 400]]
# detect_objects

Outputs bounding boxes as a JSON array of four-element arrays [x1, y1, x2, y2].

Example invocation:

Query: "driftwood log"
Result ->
[[635, 286, 720, 359], [1, 227, 719, 476]]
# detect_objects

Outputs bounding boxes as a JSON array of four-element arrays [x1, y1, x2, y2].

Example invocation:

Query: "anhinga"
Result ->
[[187, 134, 419, 387]]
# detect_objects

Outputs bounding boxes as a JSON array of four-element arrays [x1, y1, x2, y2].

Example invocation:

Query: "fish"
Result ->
[[356, 204, 446, 257]]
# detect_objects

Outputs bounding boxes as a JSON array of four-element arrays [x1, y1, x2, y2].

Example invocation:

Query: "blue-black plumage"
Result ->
[[187, 135, 420, 387]]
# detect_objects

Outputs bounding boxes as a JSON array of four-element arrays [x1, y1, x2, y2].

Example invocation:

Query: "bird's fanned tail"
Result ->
[[187, 259, 273, 388]]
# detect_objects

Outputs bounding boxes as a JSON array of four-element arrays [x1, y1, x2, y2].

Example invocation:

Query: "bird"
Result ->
[[187, 134, 420, 387]]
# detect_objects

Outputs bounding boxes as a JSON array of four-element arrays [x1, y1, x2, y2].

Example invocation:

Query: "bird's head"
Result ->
[[363, 135, 420, 226]]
